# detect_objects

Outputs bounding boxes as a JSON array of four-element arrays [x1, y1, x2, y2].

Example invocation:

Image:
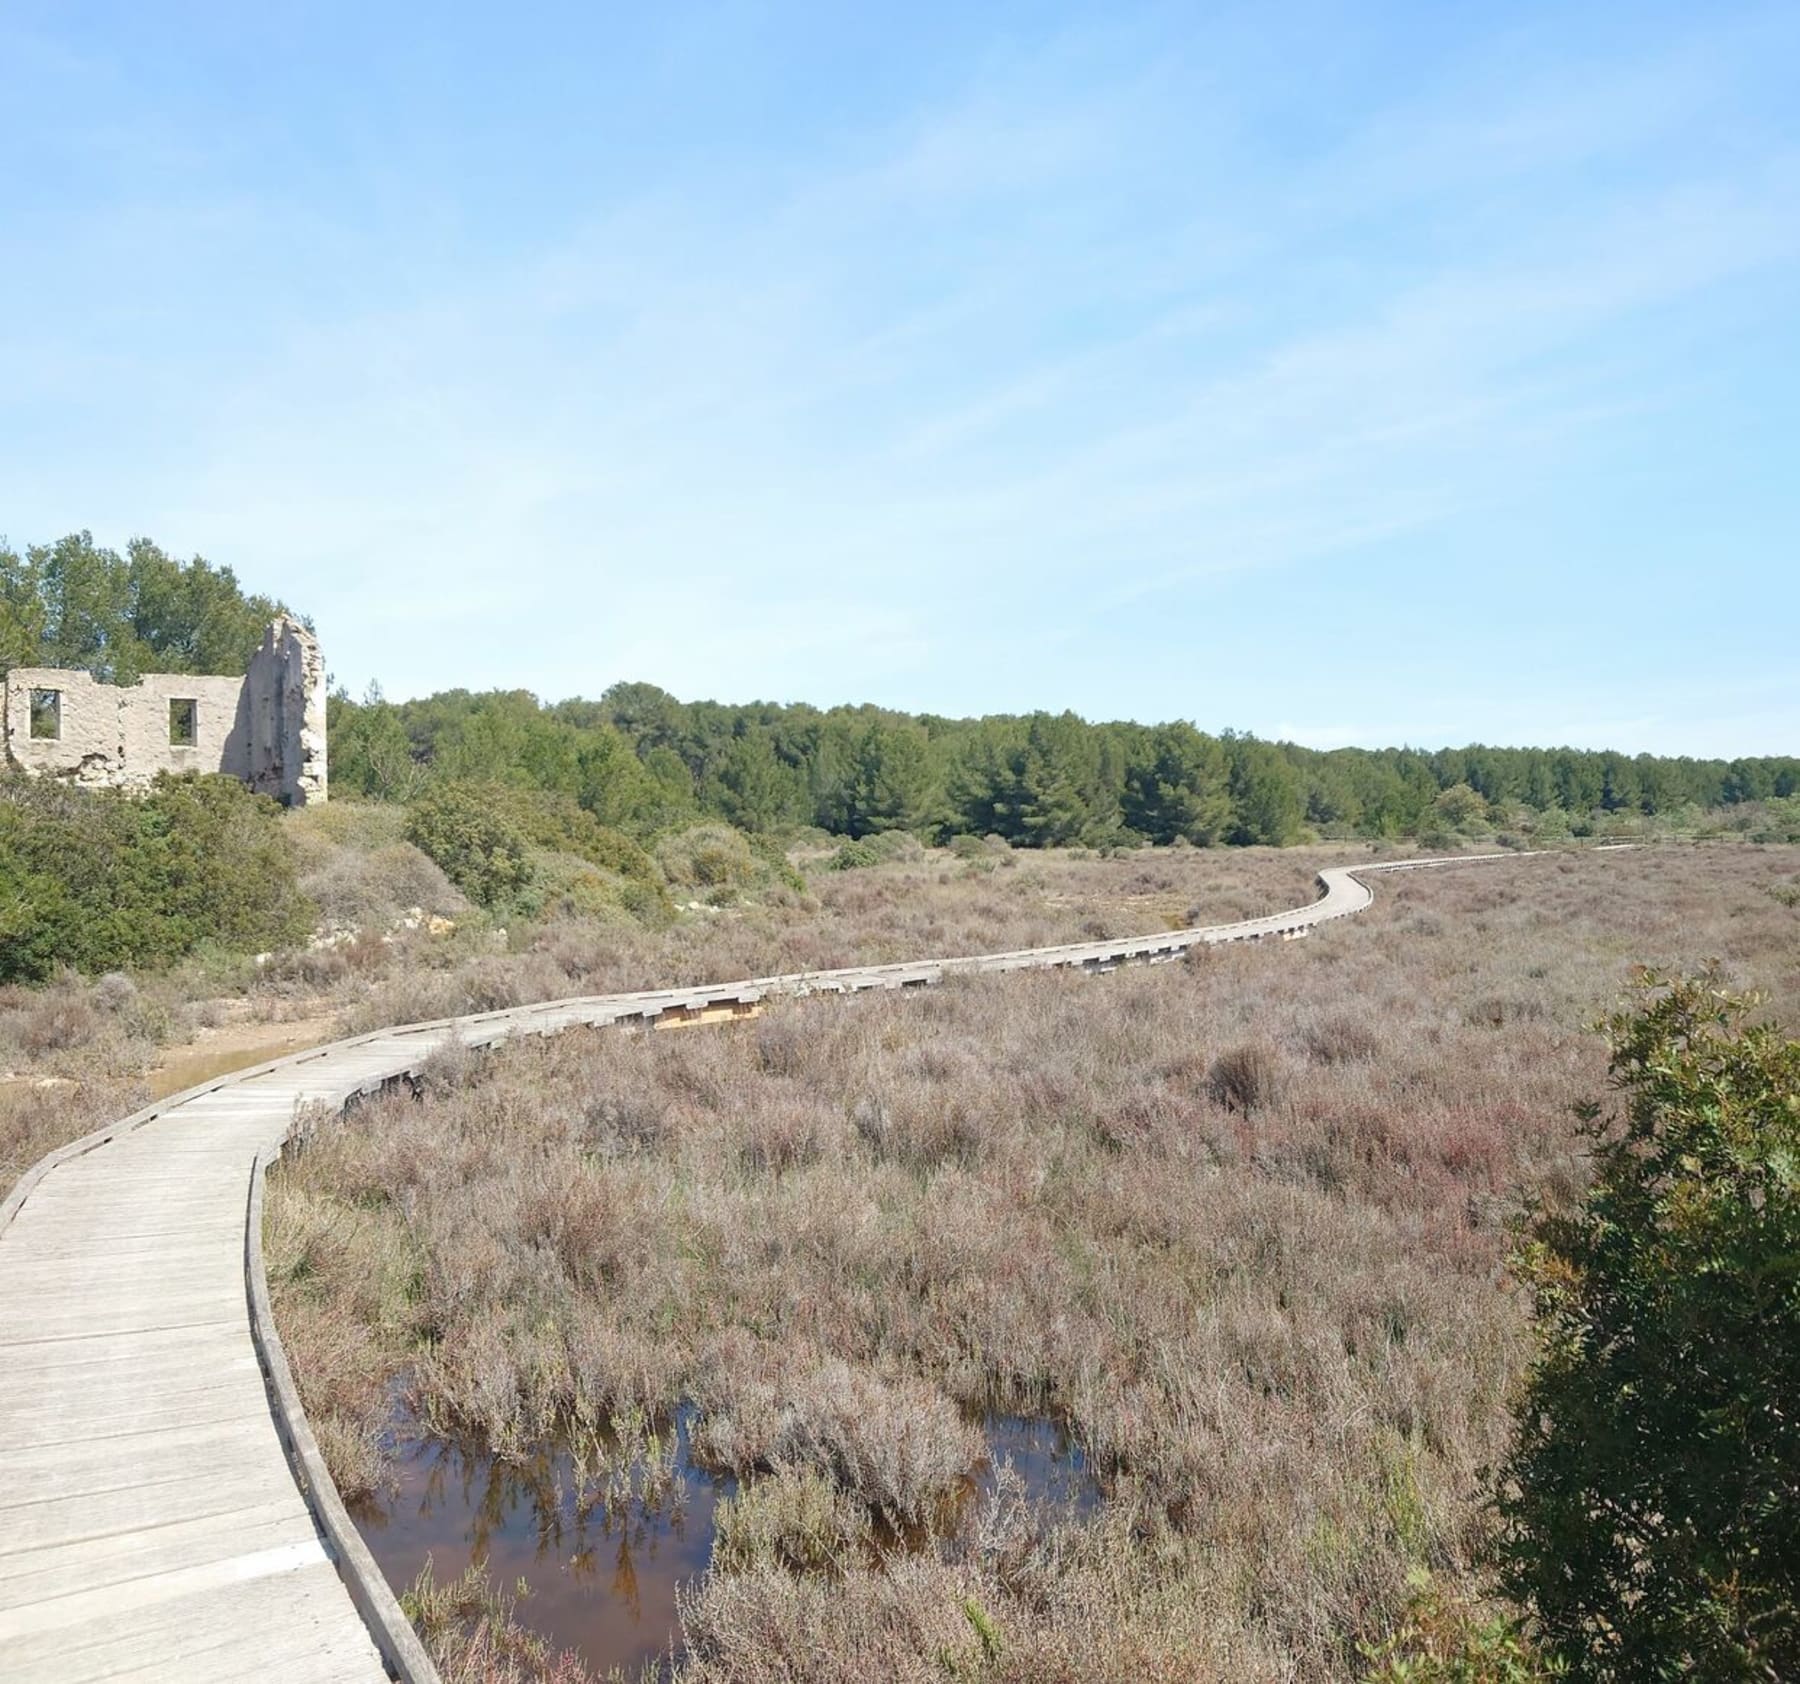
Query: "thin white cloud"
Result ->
[[1, 5, 1794, 750]]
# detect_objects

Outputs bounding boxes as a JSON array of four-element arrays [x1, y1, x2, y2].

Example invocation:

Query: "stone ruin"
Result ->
[[1, 616, 328, 806]]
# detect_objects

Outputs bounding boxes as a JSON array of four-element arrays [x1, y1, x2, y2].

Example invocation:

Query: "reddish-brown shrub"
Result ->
[[1207, 1041, 1283, 1114]]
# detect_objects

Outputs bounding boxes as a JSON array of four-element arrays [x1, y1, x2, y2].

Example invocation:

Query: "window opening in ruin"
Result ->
[[169, 698, 198, 747], [29, 689, 61, 740]]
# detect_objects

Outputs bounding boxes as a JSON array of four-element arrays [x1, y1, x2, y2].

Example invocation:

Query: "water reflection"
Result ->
[[978, 1412, 1101, 1525], [353, 1395, 1101, 1674], [353, 1401, 722, 1674]]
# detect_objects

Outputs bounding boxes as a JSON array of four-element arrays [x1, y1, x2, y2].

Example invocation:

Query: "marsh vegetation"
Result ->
[[266, 844, 1800, 1680], [0, 828, 1332, 1197]]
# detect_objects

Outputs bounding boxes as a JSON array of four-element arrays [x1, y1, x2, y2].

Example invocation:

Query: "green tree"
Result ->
[[574, 721, 663, 830], [1122, 723, 1232, 845], [599, 681, 689, 754], [0, 530, 286, 682], [327, 686, 428, 802], [0, 542, 46, 674], [1598, 753, 1642, 814], [1013, 715, 1094, 846], [638, 745, 700, 829], [848, 721, 935, 836], [1499, 973, 1800, 1680], [36, 530, 139, 678], [1433, 782, 1490, 832], [1225, 733, 1303, 846], [709, 732, 802, 831], [1302, 759, 1364, 833], [944, 720, 1021, 840], [124, 537, 284, 674]]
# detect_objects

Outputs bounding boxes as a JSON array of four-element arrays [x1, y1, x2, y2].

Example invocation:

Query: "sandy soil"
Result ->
[[148, 1013, 342, 1097]]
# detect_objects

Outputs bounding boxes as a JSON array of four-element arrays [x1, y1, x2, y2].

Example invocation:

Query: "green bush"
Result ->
[[403, 783, 534, 907], [825, 837, 885, 871], [1747, 796, 1800, 844], [515, 850, 674, 928], [477, 784, 662, 886], [0, 773, 313, 981], [745, 829, 806, 893], [1433, 782, 1491, 832], [1360, 1570, 1558, 1683], [1500, 972, 1800, 1680], [821, 830, 923, 872], [654, 822, 758, 892], [285, 801, 464, 928], [402, 782, 676, 925]]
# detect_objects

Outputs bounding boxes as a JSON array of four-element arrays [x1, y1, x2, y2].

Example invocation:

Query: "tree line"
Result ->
[[330, 679, 1800, 847], [4, 531, 1792, 849], [0, 530, 290, 682]]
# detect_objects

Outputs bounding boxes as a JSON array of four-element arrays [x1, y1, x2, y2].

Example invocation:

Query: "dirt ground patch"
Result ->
[[148, 1013, 342, 1098]]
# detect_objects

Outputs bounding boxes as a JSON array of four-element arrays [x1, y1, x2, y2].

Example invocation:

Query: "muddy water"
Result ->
[[355, 1400, 1100, 1673], [149, 1017, 338, 1098]]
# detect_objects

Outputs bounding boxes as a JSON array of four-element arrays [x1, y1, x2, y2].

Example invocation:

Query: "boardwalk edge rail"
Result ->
[[247, 1143, 442, 1683], [2, 845, 1585, 1682]]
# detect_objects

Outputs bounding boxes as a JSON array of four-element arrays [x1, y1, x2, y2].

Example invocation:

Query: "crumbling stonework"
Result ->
[[246, 617, 328, 806], [1, 617, 328, 805]]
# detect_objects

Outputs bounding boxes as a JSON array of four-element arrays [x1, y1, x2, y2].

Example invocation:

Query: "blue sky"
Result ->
[[2, 2, 1795, 755]]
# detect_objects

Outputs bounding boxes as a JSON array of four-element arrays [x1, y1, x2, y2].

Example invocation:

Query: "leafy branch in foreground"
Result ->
[[1500, 971, 1800, 1681]]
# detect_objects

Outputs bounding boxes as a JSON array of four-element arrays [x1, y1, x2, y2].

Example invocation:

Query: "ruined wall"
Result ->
[[2, 668, 251, 789], [1, 617, 328, 804], [245, 617, 328, 806]]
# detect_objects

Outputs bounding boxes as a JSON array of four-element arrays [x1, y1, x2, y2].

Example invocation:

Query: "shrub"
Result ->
[[0, 772, 313, 981], [524, 850, 673, 928], [1499, 972, 1800, 1679], [1, 1068, 147, 1201], [91, 972, 138, 1015], [404, 1559, 592, 1684], [404, 782, 535, 907], [825, 838, 885, 872], [404, 782, 676, 927], [757, 1361, 982, 1528], [299, 841, 464, 929], [711, 1467, 871, 1575], [20, 995, 100, 1054], [821, 831, 920, 873], [1434, 783, 1490, 833], [1359, 1569, 1557, 1683], [285, 800, 464, 930], [1207, 1041, 1282, 1114], [478, 783, 664, 887], [656, 823, 759, 894], [284, 798, 412, 859], [746, 830, 807, 894], [1304, 1012, 1380, 1066]]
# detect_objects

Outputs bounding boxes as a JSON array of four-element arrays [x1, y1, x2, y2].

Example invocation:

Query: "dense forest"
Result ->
[[330, 681, 1800, 849]]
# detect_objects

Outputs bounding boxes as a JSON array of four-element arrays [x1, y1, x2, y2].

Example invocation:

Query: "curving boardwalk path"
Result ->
[[0, 852, 1534, 1681]]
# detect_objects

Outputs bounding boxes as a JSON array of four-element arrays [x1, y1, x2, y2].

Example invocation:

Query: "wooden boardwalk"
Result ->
[[0, 854, 1529, 1680]]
